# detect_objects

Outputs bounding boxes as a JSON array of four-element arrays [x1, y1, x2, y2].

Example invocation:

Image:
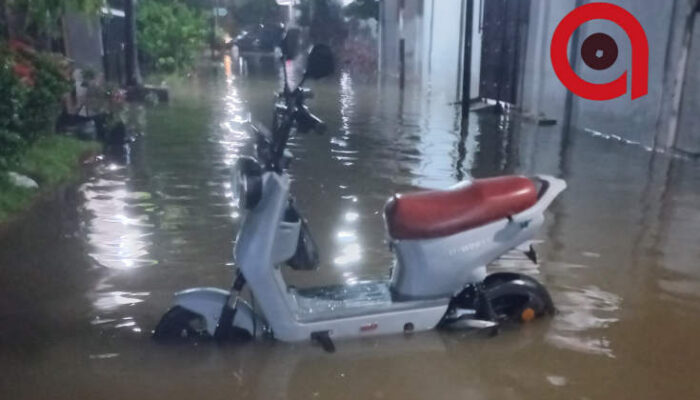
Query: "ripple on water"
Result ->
[[547, 283, 621, 358], [81, 173, 157, 271]]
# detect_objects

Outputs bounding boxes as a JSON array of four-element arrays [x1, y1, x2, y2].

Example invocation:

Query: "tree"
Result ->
[[136, 0, 207, 73]]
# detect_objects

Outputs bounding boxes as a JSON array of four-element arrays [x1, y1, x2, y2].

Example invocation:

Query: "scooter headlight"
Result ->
[[232, 156, 263, 210]]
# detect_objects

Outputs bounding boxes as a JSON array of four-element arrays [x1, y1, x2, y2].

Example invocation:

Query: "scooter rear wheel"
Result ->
[[152, 306, 209, 342], [484, 272, 555, 323]]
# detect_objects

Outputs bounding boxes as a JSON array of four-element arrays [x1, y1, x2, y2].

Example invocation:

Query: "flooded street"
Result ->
[[2, 57, 700, 399]]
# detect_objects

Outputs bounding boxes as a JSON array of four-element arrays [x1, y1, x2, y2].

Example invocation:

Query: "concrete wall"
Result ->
[[571, 1, 675, 146], [675, 11, 700, 154], [423, 0, 466, 103], [519, 0, 576, 122], [655, 0, 698, 151], [520, 0, 700, 153], [378, 0, 700, 155], [380, 0, 467, 104], [379, 0, 423, 83]]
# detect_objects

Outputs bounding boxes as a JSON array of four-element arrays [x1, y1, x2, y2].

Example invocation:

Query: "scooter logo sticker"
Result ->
[[550, 3, 649, 100]]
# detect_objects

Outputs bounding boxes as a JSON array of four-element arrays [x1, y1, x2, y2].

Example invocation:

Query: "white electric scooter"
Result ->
[[153, 43, 567, 352]]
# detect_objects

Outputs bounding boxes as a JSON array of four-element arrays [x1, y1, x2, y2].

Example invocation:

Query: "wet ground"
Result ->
[[1, 55, 700, 399]]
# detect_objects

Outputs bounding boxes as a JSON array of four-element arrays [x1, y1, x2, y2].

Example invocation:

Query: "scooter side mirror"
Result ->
[[304, 44, 335, 80]]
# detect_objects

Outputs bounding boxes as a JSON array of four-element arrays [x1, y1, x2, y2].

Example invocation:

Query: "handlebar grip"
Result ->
[[295, 106, 326, 134]]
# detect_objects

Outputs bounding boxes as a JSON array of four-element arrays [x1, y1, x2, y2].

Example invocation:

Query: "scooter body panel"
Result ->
[[173, 287, 257, 336], [230, 173, 565, 342], [232, 173, 450, 341], [391, 217, 543, 299], [391, 175, 565, 299]]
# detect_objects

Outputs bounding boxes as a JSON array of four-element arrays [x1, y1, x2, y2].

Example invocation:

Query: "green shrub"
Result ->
[[18, 53, 71, 141], [0, 42, 70, 169], [137, 0, 207, 74], [0, 46, 30, 168], [0, 136, 100, 222], [17, 135, 100, 185]]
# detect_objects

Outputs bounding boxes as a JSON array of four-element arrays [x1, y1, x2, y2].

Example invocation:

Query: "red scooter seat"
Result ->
[[385, 176, 537, 240]]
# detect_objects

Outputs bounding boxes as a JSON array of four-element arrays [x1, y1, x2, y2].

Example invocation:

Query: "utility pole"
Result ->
[[398, 0, 405, 90], [0, 0, 9, 40], [461, 0, 474, 119], [124, 0, 142, 87], [212, 0, 219, 59]]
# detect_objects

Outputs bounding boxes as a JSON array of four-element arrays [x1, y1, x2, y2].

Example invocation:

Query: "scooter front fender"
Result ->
[[173, 287, 258, 336]]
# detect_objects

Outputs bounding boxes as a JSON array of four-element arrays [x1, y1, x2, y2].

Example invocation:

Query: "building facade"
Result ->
[[379, 0, 700, 156]]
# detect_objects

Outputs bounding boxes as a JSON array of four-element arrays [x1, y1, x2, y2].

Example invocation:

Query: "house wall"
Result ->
[[570, 1, 675, 146], [380, 0, 467, 104], [674, 10, 700, 154], [379, 0, 700, 154], [520, 0, 700, 153]]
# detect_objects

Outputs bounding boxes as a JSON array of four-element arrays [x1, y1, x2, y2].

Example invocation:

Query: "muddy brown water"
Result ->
[[2, 58, 700, 399]]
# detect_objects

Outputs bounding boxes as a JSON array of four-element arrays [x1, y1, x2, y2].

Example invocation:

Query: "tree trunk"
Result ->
[[124, 0, 142, 87]]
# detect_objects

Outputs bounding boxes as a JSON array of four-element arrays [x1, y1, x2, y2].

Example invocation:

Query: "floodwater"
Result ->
[[2, 55, 700, 399]]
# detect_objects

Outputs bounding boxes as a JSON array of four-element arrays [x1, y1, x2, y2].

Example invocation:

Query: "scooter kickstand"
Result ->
[[311, 331, 336, 353], [525, 244, 538, 264]]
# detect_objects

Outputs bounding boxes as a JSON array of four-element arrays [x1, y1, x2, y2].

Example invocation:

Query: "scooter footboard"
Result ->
[[173, 287, 258, 336]]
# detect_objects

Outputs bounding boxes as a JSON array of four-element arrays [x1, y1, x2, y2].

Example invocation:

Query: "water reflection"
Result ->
[[333, 72, 359, 167], [81, 170, 156, 271], [547, 282, 621, 358], [78, 66, 253, 333]]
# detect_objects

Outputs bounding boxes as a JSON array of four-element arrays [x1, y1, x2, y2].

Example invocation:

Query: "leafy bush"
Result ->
[[19, 53, 71, 140], [137, 0, 207, 74], [0, 48, 29, 168], [0, 42, 71, 169]]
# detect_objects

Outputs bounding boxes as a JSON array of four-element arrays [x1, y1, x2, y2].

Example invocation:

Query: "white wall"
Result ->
[[381, 0, 467, 104], [423, 0, 466, 103], [672, 12, 700, 154], [572, 1, 675, 146], [519, 0, 576, 122], [519, 0, 687, 149]]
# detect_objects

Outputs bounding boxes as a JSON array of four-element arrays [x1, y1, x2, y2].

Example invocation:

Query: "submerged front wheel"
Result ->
[[483, 272, 555, 324], [152, 306, 210, 342]]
